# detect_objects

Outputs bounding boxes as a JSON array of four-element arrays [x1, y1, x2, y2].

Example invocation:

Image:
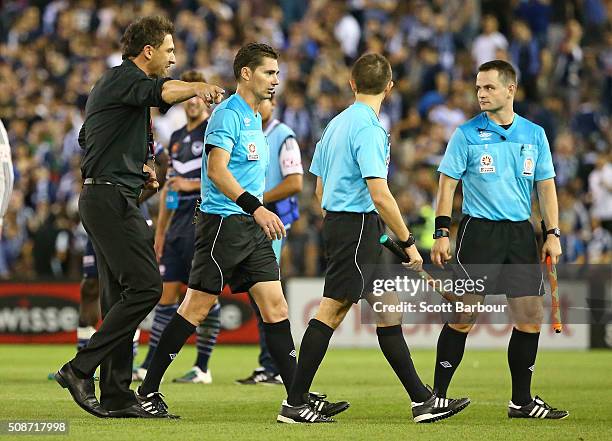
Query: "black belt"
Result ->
[[83, 178, 123, 186]]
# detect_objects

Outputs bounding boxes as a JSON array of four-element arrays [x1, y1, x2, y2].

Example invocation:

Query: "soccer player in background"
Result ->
[[137, 43, 347, 419], [236, 94, 303, 386], [430, 59, 568, 419], [278, 53, 469, 424], [134, 69, 221, 385]]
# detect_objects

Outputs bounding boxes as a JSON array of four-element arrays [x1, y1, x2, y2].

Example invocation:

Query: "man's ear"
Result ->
[[241, 66, 252, 82], [349, 78, 357, 94], [142, 45, 154, 61], [508, 82, 516, 98], [384, 80, 394, 97]]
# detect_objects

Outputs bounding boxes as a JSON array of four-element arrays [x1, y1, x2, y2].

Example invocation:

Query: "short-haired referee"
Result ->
[[430, 59, 568, 419], [278, 53, 470, 424]]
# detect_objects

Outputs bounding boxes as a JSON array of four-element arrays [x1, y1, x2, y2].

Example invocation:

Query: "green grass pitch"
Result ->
[[0, 344, 610, 440]]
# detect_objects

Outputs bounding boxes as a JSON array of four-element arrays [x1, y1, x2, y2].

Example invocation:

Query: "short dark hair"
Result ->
[[121, 16, 174, 59], [351, 53, 392, 95], [233, 43, 279, 80], [180, 70, 206, 83], [478, 60, 517, 85]]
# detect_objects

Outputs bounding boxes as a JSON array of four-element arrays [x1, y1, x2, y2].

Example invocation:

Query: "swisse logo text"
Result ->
[[0, 295, 78, 333]]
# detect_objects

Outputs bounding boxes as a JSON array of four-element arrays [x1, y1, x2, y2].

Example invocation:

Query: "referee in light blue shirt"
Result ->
[[136, 44, 350, 419], [430, 60, 568, 420], [279, 53, 469, 424]]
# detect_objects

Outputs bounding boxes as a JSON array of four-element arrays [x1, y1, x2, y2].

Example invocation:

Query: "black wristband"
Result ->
[[236, 191, 262, 215], [435, 216, 451, 230], [397, 234, 416, 248]]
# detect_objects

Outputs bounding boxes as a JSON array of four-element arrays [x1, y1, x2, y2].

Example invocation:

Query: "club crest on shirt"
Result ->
[[522, 157, 534, 176], [247, 142, 259, 160], [171, 142, 180, 156], [479, 153, 495, 173], [191, 141, 204, 156]]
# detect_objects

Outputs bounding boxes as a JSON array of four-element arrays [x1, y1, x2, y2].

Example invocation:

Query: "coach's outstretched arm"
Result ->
[[366, 177, 423, 271], [207, 147, 286, 240], [537, 178, 562, 264], [431, 173, 459, 267], [161, 80, 225, 107]]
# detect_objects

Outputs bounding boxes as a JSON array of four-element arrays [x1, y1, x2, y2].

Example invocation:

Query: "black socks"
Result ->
[[433, 323, 468, 397], [508, 327, 539, 405], [287, 319, 334, 406], [377, 325, 430, 403], [262, 319, 297, 395], [140, 313, 195, 395]]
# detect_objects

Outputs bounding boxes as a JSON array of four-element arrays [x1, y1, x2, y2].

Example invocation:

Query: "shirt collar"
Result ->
[[480, 112, 518, 136], [234, 93, 258, 118]]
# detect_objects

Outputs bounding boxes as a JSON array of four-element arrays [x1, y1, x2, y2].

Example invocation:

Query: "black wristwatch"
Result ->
[[433, 229, 450, 239], [397, 234, 416, 248], [546, 227, 561, 238]]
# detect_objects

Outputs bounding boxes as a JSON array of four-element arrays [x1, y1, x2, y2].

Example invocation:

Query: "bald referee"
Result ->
[[278, 53, 469, 424], [430, 60, 568, 419]]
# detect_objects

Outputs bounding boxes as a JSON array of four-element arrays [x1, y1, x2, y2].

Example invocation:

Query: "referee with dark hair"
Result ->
[[278, 53, 469, 424], [54, 15, 224, 419], [136, 42, 346, 420], [430, 59, 568, 419]]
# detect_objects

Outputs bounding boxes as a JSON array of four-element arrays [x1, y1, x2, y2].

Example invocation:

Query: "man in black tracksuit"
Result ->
[[54, 15, 224, 419]]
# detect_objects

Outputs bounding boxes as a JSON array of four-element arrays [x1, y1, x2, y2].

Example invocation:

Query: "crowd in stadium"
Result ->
[[0, 0, 610, 280]]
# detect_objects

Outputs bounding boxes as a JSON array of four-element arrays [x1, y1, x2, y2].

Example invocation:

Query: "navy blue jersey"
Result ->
[[166, 120, 207, 238]]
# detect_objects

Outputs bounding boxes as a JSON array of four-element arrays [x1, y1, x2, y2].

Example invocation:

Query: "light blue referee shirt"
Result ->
[[438, 112, 555, 221], [201, 93, 269, 217], [310, 102, 390, 213]]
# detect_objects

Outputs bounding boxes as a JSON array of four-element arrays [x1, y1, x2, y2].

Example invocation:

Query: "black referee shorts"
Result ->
[[188, 212, 279, 294], [455, 215, 544, 297], [322, 211, 384, 304]]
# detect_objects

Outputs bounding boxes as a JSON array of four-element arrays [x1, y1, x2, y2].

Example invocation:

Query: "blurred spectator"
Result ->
[[471, 15, 508, 68], [588, 153, 612, 234], [509, 19, 540, 101]]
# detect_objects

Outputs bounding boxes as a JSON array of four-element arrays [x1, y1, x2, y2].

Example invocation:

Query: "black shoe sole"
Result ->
[[276, 414, 336, 424], [107, 410, 180, 419], [54, 371, 109, 419], [508, 412, 569, 420], [414, 400, 470, 423]]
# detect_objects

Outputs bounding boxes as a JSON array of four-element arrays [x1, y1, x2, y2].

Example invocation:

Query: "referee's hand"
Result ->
[[193, 83, 225, 108], [541, 235, 562, 264], [404, 245, 423, 271], [431, 236, 452, 268], [253, 206, 286, 240]]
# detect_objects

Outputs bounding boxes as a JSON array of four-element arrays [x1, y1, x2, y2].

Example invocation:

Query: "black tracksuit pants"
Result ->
[[71, 184, 162, 410]]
